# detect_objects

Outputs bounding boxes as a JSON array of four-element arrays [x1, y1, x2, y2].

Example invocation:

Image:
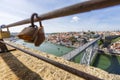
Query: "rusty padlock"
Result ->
[[32, 14, 45, 46], [18, 13, 38, 42]]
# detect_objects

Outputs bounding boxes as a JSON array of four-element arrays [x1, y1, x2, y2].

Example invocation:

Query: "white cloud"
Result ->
[[71, 16, 80, 22]]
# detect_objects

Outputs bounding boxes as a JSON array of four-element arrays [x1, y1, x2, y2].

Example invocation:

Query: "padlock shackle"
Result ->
[[31, 13, 42, 27]]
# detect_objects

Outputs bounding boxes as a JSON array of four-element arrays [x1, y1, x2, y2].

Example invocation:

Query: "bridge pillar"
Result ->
[[80, 46, 93, 65], [80, 42, 99, 65]]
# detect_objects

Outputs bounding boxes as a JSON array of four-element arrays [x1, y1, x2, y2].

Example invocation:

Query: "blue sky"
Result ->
[[0, 0, 120, 33]]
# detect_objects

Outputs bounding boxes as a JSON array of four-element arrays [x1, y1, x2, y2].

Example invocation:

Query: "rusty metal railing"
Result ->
[[2, 0, 120, 28]]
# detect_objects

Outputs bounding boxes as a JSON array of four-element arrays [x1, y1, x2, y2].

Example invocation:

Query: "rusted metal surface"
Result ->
[[0, 41, 102, 80], [3, 0, 120, 28]]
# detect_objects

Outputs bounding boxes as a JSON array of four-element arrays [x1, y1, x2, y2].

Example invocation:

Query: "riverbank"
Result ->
[[0, 41, 120, 80]]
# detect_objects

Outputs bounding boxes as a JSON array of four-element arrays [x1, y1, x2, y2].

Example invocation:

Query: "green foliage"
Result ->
[[98, 39, 104, 46], [111, 37, 120, 43], [90, 31, 95, 34], [69, 36, 77, 42]]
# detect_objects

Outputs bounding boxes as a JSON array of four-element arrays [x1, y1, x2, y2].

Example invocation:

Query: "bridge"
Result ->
[[62, 36, 101, 65]]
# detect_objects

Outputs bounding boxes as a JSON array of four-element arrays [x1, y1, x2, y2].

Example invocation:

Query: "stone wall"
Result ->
[[0, 41, 120, 80]]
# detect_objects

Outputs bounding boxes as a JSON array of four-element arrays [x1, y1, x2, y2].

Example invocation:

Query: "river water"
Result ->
[[15, 40, 120, 75], [15, 40, 74, 56]]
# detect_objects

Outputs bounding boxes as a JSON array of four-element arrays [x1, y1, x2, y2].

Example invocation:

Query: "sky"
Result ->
[[0, 0, 120, 33]]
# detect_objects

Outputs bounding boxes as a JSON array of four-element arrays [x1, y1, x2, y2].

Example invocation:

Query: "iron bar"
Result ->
[[3, 0, 120, 28], [0, 41, 101, 80]]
